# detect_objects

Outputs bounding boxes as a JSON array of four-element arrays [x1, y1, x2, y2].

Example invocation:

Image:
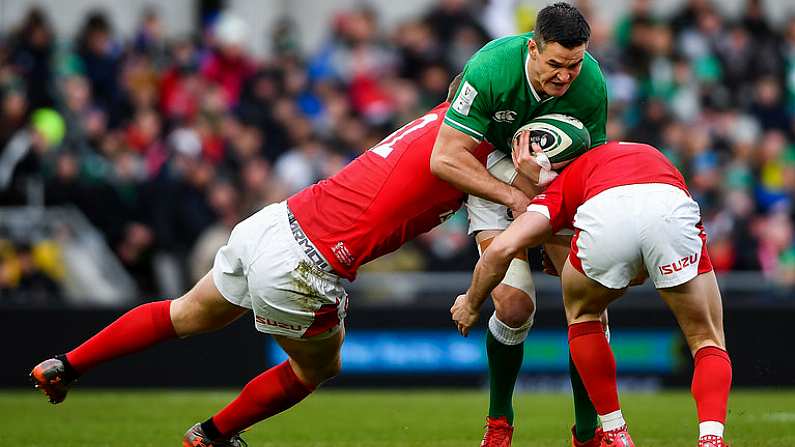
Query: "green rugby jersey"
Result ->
[[444, 32, 607, 154]]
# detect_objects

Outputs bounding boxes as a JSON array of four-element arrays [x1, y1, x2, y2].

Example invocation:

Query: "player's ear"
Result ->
[[528, 39, 539, 60]]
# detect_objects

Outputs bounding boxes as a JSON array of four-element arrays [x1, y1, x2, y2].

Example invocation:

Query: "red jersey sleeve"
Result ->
[[528, 175, 569, 232]]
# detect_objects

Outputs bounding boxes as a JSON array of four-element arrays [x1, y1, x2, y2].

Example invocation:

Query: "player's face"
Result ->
[[528, 40, 586, 97]]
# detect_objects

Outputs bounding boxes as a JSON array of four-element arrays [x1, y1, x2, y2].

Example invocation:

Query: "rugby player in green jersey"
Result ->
[[430, 3, 607, 446]]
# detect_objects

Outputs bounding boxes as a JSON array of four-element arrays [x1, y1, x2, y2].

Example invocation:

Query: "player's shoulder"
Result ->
[[464, 32, 530, 75]]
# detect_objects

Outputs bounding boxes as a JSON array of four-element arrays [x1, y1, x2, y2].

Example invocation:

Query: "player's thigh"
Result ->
[[170, 271, 249, 337], [544, 235, 612, 326], [640, 187, 704, 289], [657, 270, 725, 354], [476, 231, 535, 325], [561, 257, 625, 324], [543, 232, 572, 273], [274, 329, 344, 386]]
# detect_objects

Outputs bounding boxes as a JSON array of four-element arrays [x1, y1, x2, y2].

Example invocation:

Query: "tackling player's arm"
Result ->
[[451, 210, 553, 336]]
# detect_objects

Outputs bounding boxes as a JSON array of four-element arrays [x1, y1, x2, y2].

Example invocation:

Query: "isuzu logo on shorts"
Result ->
[[658, 253, 699, 275], [256, 315, 302, 331]]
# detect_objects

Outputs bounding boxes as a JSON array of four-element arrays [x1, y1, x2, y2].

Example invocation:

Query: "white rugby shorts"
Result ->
[[466, 151, 514, 234], [212, 201, 348, 339], [570, 183, 712, 289]]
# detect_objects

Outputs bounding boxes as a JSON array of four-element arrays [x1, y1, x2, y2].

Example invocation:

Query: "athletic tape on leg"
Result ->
[[502, 257, 535, 298], [489, 312, 534, 346]]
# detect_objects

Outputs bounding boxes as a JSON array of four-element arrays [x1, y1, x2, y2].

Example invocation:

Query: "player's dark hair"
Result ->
[[447, 72, 464, 102], [534, 2, 590, 50]]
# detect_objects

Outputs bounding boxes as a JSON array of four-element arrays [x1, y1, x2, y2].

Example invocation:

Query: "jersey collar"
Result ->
[[525, 49, 556, 103], [524, 53, 542, 102]]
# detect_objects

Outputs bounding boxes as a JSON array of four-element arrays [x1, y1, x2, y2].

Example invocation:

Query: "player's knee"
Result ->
[[169, 293, 218, 337], [302, 357, 341, 386], [493, 285, 535, 327], [684, 330, 726, 356], [564, 299, 604, 324], [490, 271, 536, 345], [322, 357, 343, 381], [169, 296, 196, 337]]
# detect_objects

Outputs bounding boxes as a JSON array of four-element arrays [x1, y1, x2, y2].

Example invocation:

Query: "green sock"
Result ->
[[486, 330, 524, 425], [570, 354, 600, 442]]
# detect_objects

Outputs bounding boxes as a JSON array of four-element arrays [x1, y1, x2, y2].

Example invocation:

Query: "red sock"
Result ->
[[212, 361, 315, 436], [692, 346, 732, 424], [568, 321, 620, 415], [66, 300, 177, 374]]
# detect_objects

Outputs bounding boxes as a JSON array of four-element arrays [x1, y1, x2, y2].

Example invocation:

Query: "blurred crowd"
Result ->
[[2, 0, 795, 301]]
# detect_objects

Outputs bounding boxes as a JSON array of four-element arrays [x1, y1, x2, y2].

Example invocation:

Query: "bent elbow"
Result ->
[[484, 243, 519, 269], [429, 150, 452, 180]]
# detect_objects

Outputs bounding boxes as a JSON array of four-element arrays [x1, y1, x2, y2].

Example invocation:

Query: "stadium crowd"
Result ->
[[2, 0, 795, 300]]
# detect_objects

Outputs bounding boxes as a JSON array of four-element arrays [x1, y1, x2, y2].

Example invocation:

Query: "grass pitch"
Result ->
[[3, 389, 794, 446]]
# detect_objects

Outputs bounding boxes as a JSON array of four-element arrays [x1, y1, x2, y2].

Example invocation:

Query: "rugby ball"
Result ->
[[512, 114, 591, 168]]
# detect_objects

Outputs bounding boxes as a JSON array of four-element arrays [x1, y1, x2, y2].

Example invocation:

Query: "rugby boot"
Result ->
[[30, 357, 75, 404], [572, 426, 603, 447], [698, 435, 729, 447], [480, 416, 514, 447], [183, 423, 248, 447], [599, 426, 634, 447]]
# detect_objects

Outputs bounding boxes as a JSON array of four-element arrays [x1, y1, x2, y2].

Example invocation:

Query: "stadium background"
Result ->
[[2, 0, 795, 419]]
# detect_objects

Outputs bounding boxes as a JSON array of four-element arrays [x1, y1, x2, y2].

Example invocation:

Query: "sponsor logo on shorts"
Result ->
[[658, 253, 699, 275], [256, 315, 303, 331], [288, 209, 331, 270]]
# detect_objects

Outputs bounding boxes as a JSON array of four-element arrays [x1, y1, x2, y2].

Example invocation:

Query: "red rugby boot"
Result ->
[[572, 426, 603, 447], [699, 435, 729, 447], [599, 426, 634, 447], [182, 423, 247, 447], [480, 416, 514, 447], [30, 357, 74, 404]]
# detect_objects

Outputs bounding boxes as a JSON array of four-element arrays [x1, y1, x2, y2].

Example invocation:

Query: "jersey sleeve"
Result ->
[[527, 175, 568, 232], [444, 57, 494, 141]]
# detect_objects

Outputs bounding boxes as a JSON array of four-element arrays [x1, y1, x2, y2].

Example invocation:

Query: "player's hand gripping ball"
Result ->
[[512, 114, 591, 170]]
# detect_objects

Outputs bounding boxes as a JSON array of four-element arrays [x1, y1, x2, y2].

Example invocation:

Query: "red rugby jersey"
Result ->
[[530, 141, 689, 232], [287, 103, 492, 280]]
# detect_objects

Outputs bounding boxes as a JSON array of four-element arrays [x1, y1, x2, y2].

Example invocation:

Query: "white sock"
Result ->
[[599, 410, 626, 432], [699, 421, 724, 438]]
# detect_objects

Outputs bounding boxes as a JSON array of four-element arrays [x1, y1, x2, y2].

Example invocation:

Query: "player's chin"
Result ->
[[545, 83, 570, 96]]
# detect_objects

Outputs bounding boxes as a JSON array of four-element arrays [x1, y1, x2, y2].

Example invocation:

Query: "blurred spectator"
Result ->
[[133, 7, 169, 68], [189, 179, 240, 282], [424, 0, 489, 49], [0, 240, 63, 305], [76, 12, 123, 125], [749, 77, 791, 132], [201, 13, 256, 107], [7, 8, 55, 110]]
